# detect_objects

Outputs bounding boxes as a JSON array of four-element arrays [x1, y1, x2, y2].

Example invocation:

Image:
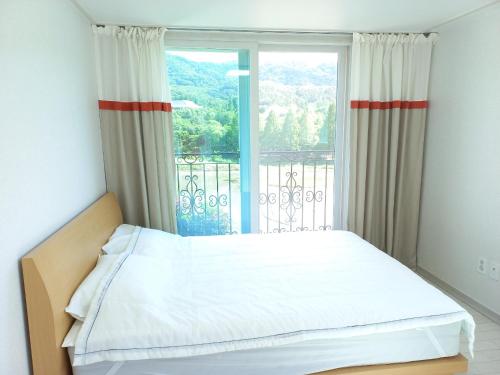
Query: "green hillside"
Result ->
[[167, 53, 337, 156]]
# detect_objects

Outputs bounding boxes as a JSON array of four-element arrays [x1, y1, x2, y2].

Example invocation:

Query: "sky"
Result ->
[[168, 50, 237, 63], [260, 52, 338, 67], [168, 50, 338, 67]]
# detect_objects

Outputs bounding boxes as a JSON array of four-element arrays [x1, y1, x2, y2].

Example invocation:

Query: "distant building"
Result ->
[[172, 100, 202, 109]]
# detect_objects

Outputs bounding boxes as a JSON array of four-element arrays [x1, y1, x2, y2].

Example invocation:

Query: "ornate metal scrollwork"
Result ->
[[209, 194, 228, 207], [280, 171, 303, 224], [176, 153, 237, 236], [294, 226, 310, 232], [258, 151, 335, 234], [305, 190, 323, 203], [178, 174, 205, 216], [272, 227, 288, 233], [176, 154, 204, 165], [259, 192, 276, 205], [176, 151, 334, 236]]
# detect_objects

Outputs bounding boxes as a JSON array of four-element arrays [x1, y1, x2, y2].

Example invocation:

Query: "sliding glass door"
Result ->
[[258, 51, 339, 233], [166, 48, 251, 236], [166, 38, 346, 236]]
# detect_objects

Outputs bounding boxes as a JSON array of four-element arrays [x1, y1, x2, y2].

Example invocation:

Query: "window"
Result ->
[[166, 34, 347, 236]]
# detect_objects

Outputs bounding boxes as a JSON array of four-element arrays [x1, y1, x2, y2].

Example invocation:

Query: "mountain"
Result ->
[[260, 62, 337, 86], [167, 54, 337, 96], [166, 53, 337, 154]]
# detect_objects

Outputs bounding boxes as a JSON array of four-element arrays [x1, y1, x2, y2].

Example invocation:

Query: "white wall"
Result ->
[[418, 4, 500, 315], [0, 0, 105, 372]]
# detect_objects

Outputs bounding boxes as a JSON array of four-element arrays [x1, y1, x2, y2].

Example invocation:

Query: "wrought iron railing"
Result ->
[[258, 150, 335, 233], [175, 153, 239, 236], [175, 151, 335, 236]]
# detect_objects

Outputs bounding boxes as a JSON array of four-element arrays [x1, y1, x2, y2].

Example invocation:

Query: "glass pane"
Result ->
[[167, 49, 246, 236], [258, 51, 338, 233]]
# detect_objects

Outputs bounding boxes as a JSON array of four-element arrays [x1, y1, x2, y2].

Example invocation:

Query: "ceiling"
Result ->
[[74, 0, 498, 32]]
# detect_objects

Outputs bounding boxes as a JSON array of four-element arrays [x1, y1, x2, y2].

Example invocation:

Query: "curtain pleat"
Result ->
[[348, 33, 437, 268], [93, 26, 177, 233]]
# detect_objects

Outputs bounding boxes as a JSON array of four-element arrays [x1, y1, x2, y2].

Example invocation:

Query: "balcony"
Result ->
[[175, 151, 335, 236]]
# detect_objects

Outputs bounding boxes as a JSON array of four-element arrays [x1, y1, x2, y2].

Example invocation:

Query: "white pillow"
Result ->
[[104, 225, 184, 257], [62, 320, 82, 348], [110, 224, 136, 239], [102, 224, 136, 254], [137, 227, 185, 258], [65, 255, 118, 321]]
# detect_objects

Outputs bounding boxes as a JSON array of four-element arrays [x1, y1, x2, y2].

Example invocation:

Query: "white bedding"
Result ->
[[68, 321, 463, 375], [70, 228, 474, 367]]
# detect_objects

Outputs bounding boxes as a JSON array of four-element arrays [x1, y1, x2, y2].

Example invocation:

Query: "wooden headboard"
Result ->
[[21, 193, 123, 375]]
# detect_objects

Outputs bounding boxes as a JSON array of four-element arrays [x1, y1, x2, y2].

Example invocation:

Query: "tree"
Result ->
[[298, 108, 310, 150], [221, 113, 239, 155], [168, 53, 337, 157], [281, 109, 300, 151], [261, 110, 281, 151], [318, 103, 336, 148]]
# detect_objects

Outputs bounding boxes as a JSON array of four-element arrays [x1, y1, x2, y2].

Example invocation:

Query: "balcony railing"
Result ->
[[259, 150, 335, 233], [175, 151, 335, 236], [175, 152, 239, 236]]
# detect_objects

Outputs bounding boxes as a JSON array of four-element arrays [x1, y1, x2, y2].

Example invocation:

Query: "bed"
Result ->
[[22, 193, 472, 375]]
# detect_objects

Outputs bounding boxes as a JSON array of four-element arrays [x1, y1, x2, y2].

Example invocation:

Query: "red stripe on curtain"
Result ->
[[351, 100, 428, 110], [98, 100, 172, 112]]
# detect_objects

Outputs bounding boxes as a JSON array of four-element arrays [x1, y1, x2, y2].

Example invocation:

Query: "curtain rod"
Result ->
[[168, 27, 354, 36], [94, 25, 435, 37], [94, 25, 353, 36]]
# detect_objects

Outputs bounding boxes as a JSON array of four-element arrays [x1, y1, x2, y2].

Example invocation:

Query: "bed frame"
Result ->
[[21, 193, 468, 375]]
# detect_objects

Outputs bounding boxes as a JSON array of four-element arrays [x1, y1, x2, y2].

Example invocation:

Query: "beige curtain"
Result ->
[[93, 26, 177, 232], [348, 33, 437, 268]]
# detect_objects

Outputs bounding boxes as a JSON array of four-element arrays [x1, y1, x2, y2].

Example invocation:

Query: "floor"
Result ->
[[454, 299, 500, 374]]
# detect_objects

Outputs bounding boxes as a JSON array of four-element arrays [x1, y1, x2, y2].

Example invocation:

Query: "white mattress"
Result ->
[[66, 228, 474, 372], [68, 321, 462, 375]]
